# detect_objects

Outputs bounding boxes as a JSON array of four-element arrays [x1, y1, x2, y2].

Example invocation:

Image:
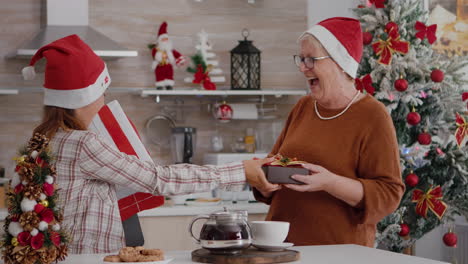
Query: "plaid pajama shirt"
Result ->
[[51, 129, 245, 254]]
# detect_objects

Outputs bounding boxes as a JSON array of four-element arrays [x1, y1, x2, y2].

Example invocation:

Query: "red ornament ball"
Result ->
[[214, 103, 233, 123], [399, 223, 410, 236], [406, 112, 421, 126], [363, 32, 373, 45], [385, 22, 399, 34], [443, 232, 458, 247], [431, 69, 444, 83], [394, 79, 408, 92], [418, 132, 432, 145], [405, 173, 419, 187]]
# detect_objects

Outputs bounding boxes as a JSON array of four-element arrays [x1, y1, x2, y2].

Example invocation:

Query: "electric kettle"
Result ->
[[189, 208, 251, 255]]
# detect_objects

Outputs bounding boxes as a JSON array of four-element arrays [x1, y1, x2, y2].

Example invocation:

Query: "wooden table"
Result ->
[[21, 244, 449, 264]]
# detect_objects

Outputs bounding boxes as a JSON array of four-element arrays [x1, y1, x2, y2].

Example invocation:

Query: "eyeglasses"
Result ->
[[293, 55, 330, 68]]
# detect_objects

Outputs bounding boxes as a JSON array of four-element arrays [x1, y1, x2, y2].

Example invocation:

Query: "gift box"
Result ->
[[261, 155, 308, 185]]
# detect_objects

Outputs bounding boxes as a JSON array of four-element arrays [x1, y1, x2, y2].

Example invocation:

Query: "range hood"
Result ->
[[14, 0, 138, 59]]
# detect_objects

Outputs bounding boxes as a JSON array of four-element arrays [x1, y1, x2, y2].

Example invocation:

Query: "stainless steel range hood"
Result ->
[[14, 0, 138, 59]]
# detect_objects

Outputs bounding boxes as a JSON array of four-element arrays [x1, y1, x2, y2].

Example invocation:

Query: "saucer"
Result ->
[[252, 242, 294, 252]]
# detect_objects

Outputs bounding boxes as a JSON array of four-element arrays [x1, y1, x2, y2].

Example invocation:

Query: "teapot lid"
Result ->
[[210, 207, 247, 223]]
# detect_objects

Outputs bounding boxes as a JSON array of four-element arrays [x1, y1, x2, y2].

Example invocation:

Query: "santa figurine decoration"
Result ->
[[150, 22, 186, 90]]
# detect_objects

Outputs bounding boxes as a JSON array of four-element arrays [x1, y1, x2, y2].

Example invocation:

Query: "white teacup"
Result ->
[[250, 221, 290, 245]]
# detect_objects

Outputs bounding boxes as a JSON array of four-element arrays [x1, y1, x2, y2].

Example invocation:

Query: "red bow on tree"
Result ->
[[372, 32, 409, 65], [193, 64, 216, 90], [369, 0, 385, 8], [355, 74, 375, 95], [455, 112, 467, 147], [412, 186, 447, 220], [415, 21, 437, 44]]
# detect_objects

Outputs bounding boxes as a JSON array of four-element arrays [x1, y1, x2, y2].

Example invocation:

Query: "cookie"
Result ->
[[103, 255, 121, 262], [138, 254, 164, 262], [141, 249, 164, 257], [119, 247, 140, 262], [134, 246, 145, 252]]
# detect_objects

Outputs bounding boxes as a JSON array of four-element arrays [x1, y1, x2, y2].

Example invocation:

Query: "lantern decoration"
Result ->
[[230, 29, 261, 90]]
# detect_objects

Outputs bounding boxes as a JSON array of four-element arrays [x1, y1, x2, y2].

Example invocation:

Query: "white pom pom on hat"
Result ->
[[22, 66, 36, 81]]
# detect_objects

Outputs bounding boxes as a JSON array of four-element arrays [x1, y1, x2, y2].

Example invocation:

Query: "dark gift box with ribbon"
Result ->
[[262, 155, 308, 185]]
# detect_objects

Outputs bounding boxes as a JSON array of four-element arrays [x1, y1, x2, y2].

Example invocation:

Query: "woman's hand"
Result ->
[[284, 163, 336, 192], [243, 157, 281, 194]]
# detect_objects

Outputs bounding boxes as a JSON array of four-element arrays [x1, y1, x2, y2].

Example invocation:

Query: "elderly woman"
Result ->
[[254, 17, 405, 247]]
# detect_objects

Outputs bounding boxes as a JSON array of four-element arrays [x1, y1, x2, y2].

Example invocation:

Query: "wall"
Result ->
[[0, 0, 307, 173], [307, 0, 360, 27]]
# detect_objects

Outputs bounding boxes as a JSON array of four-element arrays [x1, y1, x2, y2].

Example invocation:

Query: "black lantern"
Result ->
[[230, 29, 261, 90]]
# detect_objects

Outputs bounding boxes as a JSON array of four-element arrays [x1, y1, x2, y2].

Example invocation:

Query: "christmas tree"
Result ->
[[185, 30, 226, 89], [1, 133, 69, 264], [353, 0, 468, 253]]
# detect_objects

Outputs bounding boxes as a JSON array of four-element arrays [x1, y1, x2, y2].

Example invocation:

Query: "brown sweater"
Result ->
[[254, 94, 405, 247]]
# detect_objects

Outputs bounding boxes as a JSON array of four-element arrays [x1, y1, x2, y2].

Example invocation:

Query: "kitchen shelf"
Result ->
[[141, 89, 307, 98], [0, 89, 19, 95]]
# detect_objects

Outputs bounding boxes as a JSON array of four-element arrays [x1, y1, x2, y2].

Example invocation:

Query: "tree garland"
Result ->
[[1, 133, 69, 264]]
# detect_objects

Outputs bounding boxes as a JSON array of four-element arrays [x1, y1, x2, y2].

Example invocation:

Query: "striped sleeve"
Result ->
[[78, 132, 246, 195]]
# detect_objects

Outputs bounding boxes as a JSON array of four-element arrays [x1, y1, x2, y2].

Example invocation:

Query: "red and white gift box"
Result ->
[[89, 100, 164, 221]]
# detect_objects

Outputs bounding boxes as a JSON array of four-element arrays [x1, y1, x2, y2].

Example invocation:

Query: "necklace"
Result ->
[[314, 91, 361, 120]]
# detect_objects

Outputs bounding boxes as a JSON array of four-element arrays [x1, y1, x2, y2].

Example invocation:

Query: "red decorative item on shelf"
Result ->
[[406, 111, 421, 126], [405, 173, 419, 187], [399, 223, 410, 236], [214, 102, 233, 123], [431, 69, 444, 83], [418, 132, 432, 145], [394, 78, 408, 92], [363, 32, 373, 45], [443, 231, 457, 247]]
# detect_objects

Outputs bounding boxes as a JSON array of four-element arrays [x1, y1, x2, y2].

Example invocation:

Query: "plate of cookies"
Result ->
[[103, 246, 173, 263]]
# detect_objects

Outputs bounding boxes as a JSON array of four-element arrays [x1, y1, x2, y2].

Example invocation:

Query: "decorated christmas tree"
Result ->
[[353, 0, 468, 253], [185, 30, 226, 90], [1, 133, 69, 264]]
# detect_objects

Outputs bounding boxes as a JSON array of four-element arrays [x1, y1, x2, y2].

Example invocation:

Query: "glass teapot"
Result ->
[[188, 208, 251, 255]]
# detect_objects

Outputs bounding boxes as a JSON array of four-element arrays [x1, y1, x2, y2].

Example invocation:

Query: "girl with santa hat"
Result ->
[[21, 34, 279, 253]]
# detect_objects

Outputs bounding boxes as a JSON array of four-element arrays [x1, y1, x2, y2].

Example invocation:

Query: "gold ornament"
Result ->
[[40, 200, 49, 207], [11, 237, 18, 247]]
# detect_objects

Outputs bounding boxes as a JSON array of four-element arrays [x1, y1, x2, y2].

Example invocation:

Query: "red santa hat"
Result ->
[[298, 17, 363, 78], [157, 21, 169, 42], [21, 34, 111, 109]]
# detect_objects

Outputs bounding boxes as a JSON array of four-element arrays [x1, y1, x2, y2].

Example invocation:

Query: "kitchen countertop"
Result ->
[[10, 244, 448, 264], [0, 202, 269, 220]]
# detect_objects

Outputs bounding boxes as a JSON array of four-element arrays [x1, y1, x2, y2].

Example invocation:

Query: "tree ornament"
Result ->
[[213, 102, 233, 123], [412, 186, 447, 219], [39, 200, 49, 207], [11, 237, 19, 247], [31, 232, 45, 250], [50, 231, 61, 247], [454, 113, 467, 147], [414, 21, 437, 44], [45, 175, 54, 184], [38, 221, 48, 231], [355, 74, 375, 95], [394, 78, 408, 92], [30, 150, 38, 159], [43, 183, 54, 196], [369, 0, 385, 8], [19, 211, 40, 232], [52, 223, 61, 231], [8, 221, 23, 237], [406, 111, 421, 126], [418, 132, 432, 145], [40, 208, 55, 223], [431, 69, 444, 83], [34, 203, 45, 214], [30, 228, 39, 237], [399, 223, 410, 236], [14, 184, 24, 194], [363, 32, 373, 45], [17, 231, 32, 246], [372, 22, 409, 65], [28, 133, 49, 153], [20, 198, 37, 212], [443, 231, 458, 247], [405, 172, 419, 187]]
